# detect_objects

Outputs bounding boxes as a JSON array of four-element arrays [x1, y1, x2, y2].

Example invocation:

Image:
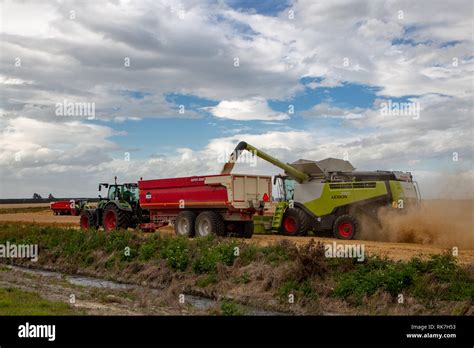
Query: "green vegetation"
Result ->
[[220, 300, 246, 315], [277, 279, 317, 302], [196, 273, 218, 287], [192, 240, 238, 274], [332, 253, 474, 304], [233, 271, 251, 284], [0, 223, 472, 314], [159, 236, 190, 271], [0, 288, 82, 315], [260, 240, 293, 265]]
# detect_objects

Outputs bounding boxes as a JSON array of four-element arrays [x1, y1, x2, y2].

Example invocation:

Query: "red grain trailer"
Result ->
[[138, 174, 272, 238], [50, 200, 78, 215], [50, 199, 88, 216]]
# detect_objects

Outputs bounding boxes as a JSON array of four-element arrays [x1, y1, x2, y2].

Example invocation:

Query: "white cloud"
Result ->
[[0, 0, 472, 199], [205, 97, 288, 121], [302, 103, 365, 119], [0, 117, 118, 169]]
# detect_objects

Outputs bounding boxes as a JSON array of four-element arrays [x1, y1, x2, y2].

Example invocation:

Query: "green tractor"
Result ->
[[222, 142, 421, 240], [79, 177, 149, 231]]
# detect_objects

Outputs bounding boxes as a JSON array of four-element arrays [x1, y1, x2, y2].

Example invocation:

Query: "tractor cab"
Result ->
[[99, 182, 138, 203], [97, 177, 139, 209]]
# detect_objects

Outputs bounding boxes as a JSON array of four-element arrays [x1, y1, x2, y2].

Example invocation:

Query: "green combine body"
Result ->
[[222, 142, 421, 240]]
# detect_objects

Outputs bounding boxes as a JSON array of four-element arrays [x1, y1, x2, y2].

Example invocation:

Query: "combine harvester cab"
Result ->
[[138, 174, 272, 238], [222, 141, 421, 240]]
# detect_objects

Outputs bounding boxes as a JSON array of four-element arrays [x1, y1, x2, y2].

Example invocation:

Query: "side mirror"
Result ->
[[98, 185, 101, 191]]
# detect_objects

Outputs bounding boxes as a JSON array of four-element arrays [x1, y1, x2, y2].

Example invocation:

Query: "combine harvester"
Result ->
[[221, 142, 421, 239]]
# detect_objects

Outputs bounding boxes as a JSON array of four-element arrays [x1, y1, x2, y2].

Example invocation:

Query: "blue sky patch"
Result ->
[[224, 0, 291, 16]]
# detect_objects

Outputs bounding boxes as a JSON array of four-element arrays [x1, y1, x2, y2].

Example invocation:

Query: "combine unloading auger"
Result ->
[[220, 141, 310, 183]]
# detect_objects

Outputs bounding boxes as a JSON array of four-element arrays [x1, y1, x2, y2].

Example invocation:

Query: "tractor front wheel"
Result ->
[[102, 205, 131, 231]]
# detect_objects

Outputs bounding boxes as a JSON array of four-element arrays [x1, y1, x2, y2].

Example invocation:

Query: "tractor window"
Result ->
[[123, 186, 138, 202], [129, 187, 138, 201], [108, 186, 116, 200]]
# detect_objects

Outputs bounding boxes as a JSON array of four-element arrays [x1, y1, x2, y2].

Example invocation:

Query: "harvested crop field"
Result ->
[[0, 203, 51, 209], [0, 210, 78, 225]]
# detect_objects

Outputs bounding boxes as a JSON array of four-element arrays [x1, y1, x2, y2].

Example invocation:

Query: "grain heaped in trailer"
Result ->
[[138, 174, 272, 238]]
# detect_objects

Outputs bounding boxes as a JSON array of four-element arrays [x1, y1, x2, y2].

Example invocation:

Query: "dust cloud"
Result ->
[[358, 200, 474, 249]]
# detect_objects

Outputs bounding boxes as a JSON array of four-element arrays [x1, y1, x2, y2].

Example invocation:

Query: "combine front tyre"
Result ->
[[281, 208, 310, 236], [80, 210, 95, 230], [102, 205, 131, 231], [241, 221, 253, 239]]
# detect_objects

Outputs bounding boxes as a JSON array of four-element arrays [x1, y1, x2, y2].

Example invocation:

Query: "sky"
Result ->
[[0, 0, 473, 198]]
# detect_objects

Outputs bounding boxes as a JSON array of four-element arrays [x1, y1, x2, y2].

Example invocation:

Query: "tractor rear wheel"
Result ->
[[333, 214, 358, 240], [195, 211, 225, 237], [80, 210, 95, 230], [102, 205, 131, 231], [175, 211, 196, 237], [281, 208, 310, 236]]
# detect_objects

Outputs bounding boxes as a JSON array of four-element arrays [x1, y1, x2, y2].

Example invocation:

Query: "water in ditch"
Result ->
[[8, 265, 284, 315]]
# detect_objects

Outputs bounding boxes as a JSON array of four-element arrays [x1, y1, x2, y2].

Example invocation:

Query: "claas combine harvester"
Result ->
[[221, 142, 421, 239]]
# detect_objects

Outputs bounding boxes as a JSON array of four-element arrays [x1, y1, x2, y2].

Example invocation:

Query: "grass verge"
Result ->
[[0, 223, 472, 315], [0, 287, 83, 315]]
